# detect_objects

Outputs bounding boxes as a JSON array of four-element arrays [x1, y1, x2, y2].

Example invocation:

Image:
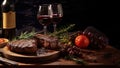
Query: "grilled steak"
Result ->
[[35, 34, 59, 50], [8, 39, 37, 54], [7, 34, 59, 54]]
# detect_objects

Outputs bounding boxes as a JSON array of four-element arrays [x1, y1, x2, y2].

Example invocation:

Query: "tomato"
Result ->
[[75, 35, 90, 48]]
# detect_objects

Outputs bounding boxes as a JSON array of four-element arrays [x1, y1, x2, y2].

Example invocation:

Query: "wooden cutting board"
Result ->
[[0, 46, 60, 63]]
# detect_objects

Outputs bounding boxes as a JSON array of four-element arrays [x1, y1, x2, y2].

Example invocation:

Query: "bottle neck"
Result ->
[[2, 0, 15, 12], [3, 0, 14, 4], [5, 0, 15, 2]]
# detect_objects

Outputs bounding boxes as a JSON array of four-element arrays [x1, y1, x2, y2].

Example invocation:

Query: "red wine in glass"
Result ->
[[52, 14, 62, 24], [37, 15, 52, 26], [51, 3, 63, 32], [37, 4, 53, 35]]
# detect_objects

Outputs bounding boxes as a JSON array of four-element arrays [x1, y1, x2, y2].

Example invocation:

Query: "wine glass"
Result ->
[[51, 3, 63, 32], [37, 4, 52, 35]]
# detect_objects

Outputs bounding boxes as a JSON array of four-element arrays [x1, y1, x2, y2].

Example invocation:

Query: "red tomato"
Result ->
[[75, 35, 90, 48]]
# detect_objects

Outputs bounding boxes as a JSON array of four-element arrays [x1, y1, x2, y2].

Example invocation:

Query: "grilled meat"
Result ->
[[8, 39, 37, 54]]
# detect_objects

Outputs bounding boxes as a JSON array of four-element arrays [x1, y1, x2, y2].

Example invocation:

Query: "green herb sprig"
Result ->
[[13, 24, 75, 42], [64, 55, 87, 65], [50, 24, 75, 36], [13, 29, 36, 40], [50, 24, 75, 44]]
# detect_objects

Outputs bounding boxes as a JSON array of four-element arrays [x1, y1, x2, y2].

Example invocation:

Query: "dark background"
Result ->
[[0, 0, 120, 49]]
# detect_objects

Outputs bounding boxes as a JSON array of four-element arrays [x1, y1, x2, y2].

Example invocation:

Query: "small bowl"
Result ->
[[0, 38, 9, 48]]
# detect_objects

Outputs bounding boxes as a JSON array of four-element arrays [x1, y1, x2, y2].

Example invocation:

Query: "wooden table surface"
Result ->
[[0, 45, 120, 68], [0, 58, 118, 68]]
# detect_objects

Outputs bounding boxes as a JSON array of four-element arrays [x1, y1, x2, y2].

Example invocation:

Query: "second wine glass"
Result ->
[[37, 4, 53, 35], [51, 3, 63, 32]]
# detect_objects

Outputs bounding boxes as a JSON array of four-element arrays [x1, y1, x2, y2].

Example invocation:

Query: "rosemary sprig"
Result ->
[[72, 58, 87, 65], [13, 29, 36, 40], [50, 24, 75, 44], [50, 24, 75, 36], [13, 24, 75, 42], [64, 55, 87, 65]]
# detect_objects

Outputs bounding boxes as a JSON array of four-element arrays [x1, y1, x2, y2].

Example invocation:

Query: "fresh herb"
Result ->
[[59, 32, 70, 43], [13, 24, 75, 41], [13, 29, 36, 40], [72, 58, 87, 65], [64, 55, 87, 65], [50, 24, 75, 44], [50, 24, 75, 36]]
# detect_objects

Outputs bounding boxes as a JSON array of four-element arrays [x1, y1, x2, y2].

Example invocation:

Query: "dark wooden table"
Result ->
[[0, 45, 120, 68], [0, 59, 119, 68]]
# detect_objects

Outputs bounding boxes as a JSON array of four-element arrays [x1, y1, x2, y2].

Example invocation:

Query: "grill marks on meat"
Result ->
[[7, 34, 59, 54], [8, 39, 37, 54], [35, 34, 59, 50]]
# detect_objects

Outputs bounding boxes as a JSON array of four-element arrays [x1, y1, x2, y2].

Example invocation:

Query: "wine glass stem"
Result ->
[[43, 25, 47, 47], [44, 25, 47, 35], [53, 24, 57, 32]]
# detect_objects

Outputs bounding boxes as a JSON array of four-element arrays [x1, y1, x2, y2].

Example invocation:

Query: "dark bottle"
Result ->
[[1, 0, 16, 40]]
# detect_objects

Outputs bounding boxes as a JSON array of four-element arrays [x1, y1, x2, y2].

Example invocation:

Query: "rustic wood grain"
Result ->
[[0, 45, 120, 68], [1, 46, 60, 63]]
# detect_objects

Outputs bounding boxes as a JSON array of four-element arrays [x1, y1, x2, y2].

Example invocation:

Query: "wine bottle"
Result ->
[[1, 0, 16, 40]]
